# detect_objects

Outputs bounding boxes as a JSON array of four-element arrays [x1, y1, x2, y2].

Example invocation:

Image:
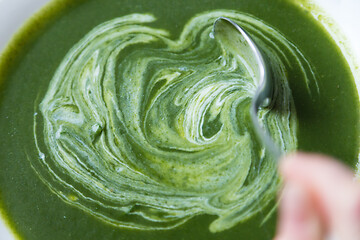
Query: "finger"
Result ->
[[280, 152, 360, 240], [274, 181, 323, 240]]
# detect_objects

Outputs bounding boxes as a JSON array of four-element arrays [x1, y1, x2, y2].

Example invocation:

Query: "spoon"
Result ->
[[213, 17, 281, 159]]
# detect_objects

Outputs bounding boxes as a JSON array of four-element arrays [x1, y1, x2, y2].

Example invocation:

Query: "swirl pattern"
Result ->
[[34, 10, 317, 232]]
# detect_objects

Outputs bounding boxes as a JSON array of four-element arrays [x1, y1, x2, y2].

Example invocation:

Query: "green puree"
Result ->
[[0, 0, 359, 240]]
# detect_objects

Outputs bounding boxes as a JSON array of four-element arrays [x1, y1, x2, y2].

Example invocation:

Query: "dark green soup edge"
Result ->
[[0, 1, 86, 238]]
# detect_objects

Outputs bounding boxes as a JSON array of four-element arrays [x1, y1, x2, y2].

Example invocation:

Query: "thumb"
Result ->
[[280, 153, 360, 240]]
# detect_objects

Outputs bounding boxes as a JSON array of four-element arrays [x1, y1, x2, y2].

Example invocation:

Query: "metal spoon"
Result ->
[[213, 17, 281, 159]]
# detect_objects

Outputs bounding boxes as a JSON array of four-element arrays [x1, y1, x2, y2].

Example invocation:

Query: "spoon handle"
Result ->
[[250, 94, 282, 160]]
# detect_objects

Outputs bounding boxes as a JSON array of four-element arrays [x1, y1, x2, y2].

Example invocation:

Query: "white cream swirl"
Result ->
[[33, 10, 317, 232]]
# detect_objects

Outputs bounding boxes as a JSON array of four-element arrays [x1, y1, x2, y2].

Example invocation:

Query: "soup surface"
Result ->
[[0, 0, 359, 239]]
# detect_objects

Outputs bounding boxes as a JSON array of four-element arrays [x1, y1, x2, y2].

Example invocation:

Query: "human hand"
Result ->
[[274, 153, 360, 240]]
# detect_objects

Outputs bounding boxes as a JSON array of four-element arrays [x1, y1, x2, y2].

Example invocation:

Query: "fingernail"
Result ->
[[285, 183, 308, 218], [278, 182, 310, 235]]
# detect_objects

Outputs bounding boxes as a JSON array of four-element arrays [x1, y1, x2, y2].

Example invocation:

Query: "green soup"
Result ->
[[0, 0, 359, 240]]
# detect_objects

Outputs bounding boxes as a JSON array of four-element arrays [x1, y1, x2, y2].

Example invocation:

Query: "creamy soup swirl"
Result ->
[[34, 10, 317, 232]]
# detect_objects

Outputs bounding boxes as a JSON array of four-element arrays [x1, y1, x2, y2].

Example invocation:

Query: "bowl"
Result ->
[[0, 0, 359, 239]]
